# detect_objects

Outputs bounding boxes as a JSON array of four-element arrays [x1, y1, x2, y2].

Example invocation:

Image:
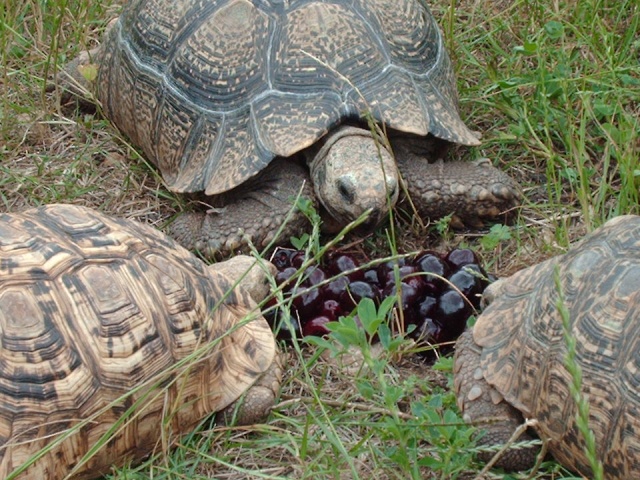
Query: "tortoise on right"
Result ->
[[454, 215, 640, 478]]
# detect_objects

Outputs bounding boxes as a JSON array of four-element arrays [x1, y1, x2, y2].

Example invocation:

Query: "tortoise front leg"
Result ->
[[454, 330, 540, 470], [169, 159, 315, 259], [215, 349, 284, 426], [393, 138, 521, 227]]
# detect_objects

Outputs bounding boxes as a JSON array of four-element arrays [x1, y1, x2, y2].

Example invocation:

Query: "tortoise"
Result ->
[[454, 215, 640, 478], [0, 203, 281, 479], [63, 0, 521, 258]]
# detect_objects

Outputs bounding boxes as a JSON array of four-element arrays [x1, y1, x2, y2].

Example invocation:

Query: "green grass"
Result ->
[[1, 0, 639, 479], [445, 0, 639, 237]]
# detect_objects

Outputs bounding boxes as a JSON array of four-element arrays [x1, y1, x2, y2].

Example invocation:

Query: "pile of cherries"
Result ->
[[264, 247, 491, 353]]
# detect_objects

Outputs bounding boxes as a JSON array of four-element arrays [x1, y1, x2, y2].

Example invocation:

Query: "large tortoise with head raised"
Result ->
[[454, 215, 640, 478], [66, 0, 521, 257], [0, 204, 280, 479]]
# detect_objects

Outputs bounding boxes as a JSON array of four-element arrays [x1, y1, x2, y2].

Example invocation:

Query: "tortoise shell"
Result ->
[[96, 0, 480, 195], [472, 215, 640, 478], [0, 204, 275, 479]]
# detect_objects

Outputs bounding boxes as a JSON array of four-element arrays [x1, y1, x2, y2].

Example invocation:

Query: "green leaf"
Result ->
[[593, 101, 615, 118], [327, 316, 366, 348], [433, 214, 453, 236], [383, 385, 403, 405], [427, 394, 444, 409], [433, 356, 453, 372], [356, 379, 375, 400], [377, 323, 391, 350], [290, 233, 309, 250], [378, 294, 398, 318], [78, 63, 98, 82], [418, 456, 444, 469], [544, 20, 564, 39], [479, 223, 512, 250], [304, 335, 334, 351], [514, 40, 538, 55], [357, 297, 378, 335], [560, 167, 579, 183], [410, 400, 429, 419], [619, 74, 640, 86]]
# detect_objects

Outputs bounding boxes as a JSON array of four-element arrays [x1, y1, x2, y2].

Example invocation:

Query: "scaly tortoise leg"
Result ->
[[215, 350, 284, 426], [169, 158, 315, 259], [454, 330, 539, 470], [393, 137, 521, 227]]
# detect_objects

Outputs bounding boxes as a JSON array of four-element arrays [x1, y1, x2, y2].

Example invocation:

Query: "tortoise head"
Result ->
[[307, 126, 399, 233]]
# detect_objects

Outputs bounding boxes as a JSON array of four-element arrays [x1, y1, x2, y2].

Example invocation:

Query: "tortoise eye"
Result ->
[[336, 178, 355, 203]]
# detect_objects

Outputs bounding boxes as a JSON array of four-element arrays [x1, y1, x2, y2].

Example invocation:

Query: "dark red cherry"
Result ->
[[414, 251, 450, 290], [322, 276, 350, 301], [363, 268, 381, 287], [377, 258, 406, 284], [412, 317, 443, 344], [327, 253, 363, 280], [415, 251, 448, 275], [403, 273, 427, 297], [271, 247, 295, 270], [304, 266, 327, 287], [417, 295, 438, 319], [290, 250, 307, 269], [382, 264, 417, 286], [450, 267, 490, 309], [276, 267, 297, 286], [303, 316, 332, 336], [383, 282, 419, 313], [445, 248, 479, 270], [340, 281, 378, 311], [435, 289, 471, 339], [448, 269, 479, 298], [321, 299, 343, 320], [292, 287, 322, 318], [461, 263, 490, 288]]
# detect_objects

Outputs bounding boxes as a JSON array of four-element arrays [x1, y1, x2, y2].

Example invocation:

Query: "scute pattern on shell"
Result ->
[[97, 0, 480, 196], [0, 204, 275, 479], [473, 215, 640, 478]]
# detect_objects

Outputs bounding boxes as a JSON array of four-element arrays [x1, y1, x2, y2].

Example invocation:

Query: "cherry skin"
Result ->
[[415, 251, 449, 277], [435, 289, 472, 341], [304, 266, 327, 287], [340, 281, 378, 311], [326, 253, 364, 281], [290, 250, 307, 269], [412, 317, 443, 344], [276, 267, 297, 286], [448, 269, 479, 298], [271, 311, 302, 341], [292, 287, 322, 318], [382, 264, 416, 286], [376, 258, 407, 285], [383, 282, 420, 314], [322, 276, 350, 301], [414, 252, 450, 293], [271, 247, 295, 270], [445, 248, 479, 270], [321, 299, 343, 320], [303, 316, 332, 336], [363, 269, 381, 287], [417, 295, 437, 319]]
